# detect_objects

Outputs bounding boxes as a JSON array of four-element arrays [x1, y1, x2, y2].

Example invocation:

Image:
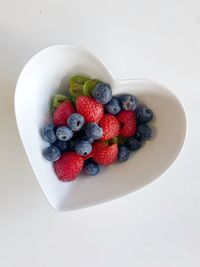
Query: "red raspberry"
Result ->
[[92, 141, 118, 165], [99, 114, 120, 140], [53, 100, 75, 127], [117, 110, 136, 137], [76, 96, 104, 123], [54, 152, 84, 181]]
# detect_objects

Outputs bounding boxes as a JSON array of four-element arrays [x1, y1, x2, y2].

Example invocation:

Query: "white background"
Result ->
[[0, 0, 200, 266]]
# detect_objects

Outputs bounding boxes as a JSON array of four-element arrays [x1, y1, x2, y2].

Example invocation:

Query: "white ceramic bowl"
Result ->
[[15, 44, 187, 211]]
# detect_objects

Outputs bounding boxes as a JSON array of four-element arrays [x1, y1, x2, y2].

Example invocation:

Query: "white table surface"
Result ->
[[0, 0, 200, 266]]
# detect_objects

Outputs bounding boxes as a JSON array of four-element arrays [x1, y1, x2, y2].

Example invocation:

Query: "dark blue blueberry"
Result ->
[[126, 137, 142, 151], [68, 138, 77, 151], [117, 146, 130, 162], [134, 131, 142, 140], [136, 107, 153, 123], [84, 123, 103, 140], [74, 129, 85, 138], [84, 159, 99, 176], [92, 82, 112, 104], [67, 113, 85, 131], [53, 140, 68, 153], [75, 140, 92, 156], [43, 146, 60, 162], [73, 130, 95, 143], [137, 124, 151, 141], [56, 126, 73, 141], [121, 95, 137, 111], [81, 135, 95, 144], [105, 97, 121, 115], [41, 124, 57, 143]]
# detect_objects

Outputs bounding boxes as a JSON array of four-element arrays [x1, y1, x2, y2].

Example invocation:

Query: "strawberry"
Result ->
[[53, 100, 75, 127], [99, 114, 120, 140], [54, 152, 84, 181], [117, 110, 136, 137], [92, 141, 118, 165], [76, 96, 104, 123]]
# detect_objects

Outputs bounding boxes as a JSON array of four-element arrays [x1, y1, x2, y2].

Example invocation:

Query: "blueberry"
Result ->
[[87, 137, 95, 144], [134, 131, 142, 140], [126, 137, 142, 151], [43, 146, 60, 162], [41, 124, 57, 143], [68, 138, 77, 151], [105, 97, 121, 115], [75, 140, 92, 156], [137, 124, 151, 141], [84, 123, 103, 140], [121, 95, 137, 111], [81, 135, 95, 144], [84, 159, 99, 176], [92, 82, 112, 104], [53, 140, 68, 153], [117, 146, 130, 162], [74, 130, 95, 144], [136, 107, 153, 123], [67, 113, 85, 131], [56, 126, 73, 141]]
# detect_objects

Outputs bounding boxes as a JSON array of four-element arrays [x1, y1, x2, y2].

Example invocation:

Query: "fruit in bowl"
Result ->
[[15, 44, 186, 211], [41, 75, 154, 182]]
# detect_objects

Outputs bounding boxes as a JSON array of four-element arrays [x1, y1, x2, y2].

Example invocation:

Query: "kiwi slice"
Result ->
[[110, 136, 127, 145], [69, 75, 90, 97]]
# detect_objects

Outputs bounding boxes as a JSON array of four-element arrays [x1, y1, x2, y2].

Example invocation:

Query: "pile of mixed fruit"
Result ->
[[41, 75, 153, 181]]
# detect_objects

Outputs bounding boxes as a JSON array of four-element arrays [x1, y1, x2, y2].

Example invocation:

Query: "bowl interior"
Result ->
[[15, 44, 186, 211]]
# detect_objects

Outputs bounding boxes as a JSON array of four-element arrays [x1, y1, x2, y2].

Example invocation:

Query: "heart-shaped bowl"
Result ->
[[15, 44, 187, 211]]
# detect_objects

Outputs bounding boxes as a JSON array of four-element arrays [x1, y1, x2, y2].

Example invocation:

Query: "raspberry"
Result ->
[[117, 110, 136, 137]]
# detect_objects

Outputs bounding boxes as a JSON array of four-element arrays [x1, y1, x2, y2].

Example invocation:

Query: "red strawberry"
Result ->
[[54, 152, 84, 181], [76, 96, 104, 123], [99, 114, 120, 140], [117, 110, 136, 137], [53, 100, 75, 127], [92, 141, 118, 165]]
